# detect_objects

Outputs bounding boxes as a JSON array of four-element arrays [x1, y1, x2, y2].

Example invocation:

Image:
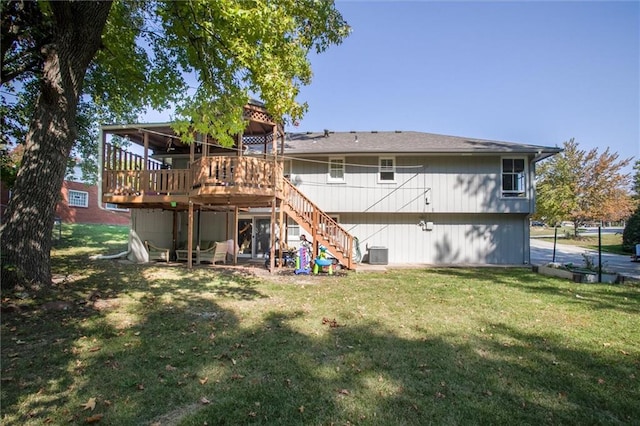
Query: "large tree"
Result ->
[[535, 138, 633, 236], [1, 0, 349, 290]]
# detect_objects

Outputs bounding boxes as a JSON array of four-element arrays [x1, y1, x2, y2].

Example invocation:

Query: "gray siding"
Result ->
[[132, 209, 231, 249], [132, 210, 174, 248], [291, 155, 533, 214], [338, 213, 528, 265]]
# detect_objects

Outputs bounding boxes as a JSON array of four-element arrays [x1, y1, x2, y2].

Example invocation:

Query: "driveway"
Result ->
[[530, 238, 640, 281]]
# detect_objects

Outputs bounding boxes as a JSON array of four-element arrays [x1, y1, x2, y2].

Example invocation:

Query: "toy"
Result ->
[[295, 245, 311, 274], [313, 245, 333, 275]]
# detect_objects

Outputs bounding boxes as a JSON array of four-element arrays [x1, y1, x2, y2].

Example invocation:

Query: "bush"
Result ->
[[622, 205, 640, 252]]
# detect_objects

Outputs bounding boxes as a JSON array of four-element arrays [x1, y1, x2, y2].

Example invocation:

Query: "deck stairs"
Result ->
[[280, 179, 358, 270]]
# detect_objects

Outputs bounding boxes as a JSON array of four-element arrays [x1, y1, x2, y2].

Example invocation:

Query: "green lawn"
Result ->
[[2, 224, 639, 425]]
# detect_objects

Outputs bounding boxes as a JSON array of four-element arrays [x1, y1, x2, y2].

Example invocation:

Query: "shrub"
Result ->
[[622, 205, 640, 252]]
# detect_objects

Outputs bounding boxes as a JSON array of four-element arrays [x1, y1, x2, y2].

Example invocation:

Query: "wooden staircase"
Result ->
[[280, 179, 359, 270]]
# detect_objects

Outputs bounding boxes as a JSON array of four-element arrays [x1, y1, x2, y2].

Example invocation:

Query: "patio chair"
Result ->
[[145, 240, 170, 262], [175, 241, 196, 262], [198, 241, 227, 265]]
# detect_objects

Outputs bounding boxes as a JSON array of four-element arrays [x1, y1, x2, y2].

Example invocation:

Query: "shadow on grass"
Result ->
[[1, 264, 638, 424], [423, 267, 640, 315]]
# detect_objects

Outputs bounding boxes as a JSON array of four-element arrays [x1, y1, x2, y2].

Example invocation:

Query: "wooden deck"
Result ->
[[103, 154, 282, 208], [101, 142, 356, 269]]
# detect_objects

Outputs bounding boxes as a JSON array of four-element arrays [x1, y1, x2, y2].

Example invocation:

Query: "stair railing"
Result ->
[[281, 179, 354, 268]]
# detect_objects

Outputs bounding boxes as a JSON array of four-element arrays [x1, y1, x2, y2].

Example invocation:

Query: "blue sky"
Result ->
[[290, 1, 639, 167]]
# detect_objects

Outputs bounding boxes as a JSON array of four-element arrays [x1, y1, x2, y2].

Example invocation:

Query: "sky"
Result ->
[[288, 0, 639, 168]]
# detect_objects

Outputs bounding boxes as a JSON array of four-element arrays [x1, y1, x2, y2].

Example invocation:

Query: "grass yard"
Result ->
[[1, 224, 639, 425]]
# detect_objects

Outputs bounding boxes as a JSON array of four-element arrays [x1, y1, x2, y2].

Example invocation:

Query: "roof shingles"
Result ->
[[284, 131, 561, 157]]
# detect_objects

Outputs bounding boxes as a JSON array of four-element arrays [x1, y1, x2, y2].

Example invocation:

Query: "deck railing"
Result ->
[[102, 146, 280, 196], [191, 156, 278, 190], [102, 169, 191, 196]]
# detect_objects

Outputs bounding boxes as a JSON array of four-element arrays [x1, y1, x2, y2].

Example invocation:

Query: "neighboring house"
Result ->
[[99, 102, 560, 268], [58, 179, 130, 225], [1, 169, 130, 226]]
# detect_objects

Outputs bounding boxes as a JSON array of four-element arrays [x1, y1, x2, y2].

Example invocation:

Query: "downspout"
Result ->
[[93, 127, 132, 259], [96, 127, 108, 212], [526, 150, 544, 265]]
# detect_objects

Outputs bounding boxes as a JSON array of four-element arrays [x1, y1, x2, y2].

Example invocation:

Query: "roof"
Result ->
[[284, 131, 561, 160]]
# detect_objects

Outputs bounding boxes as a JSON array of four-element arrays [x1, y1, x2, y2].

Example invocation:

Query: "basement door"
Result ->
[[237, 217, 272, 259]]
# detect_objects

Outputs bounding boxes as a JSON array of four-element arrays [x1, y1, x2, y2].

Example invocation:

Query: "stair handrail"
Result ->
[[281, 179, 354, 268]]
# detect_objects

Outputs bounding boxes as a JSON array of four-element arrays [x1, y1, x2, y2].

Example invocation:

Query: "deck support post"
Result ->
[[278, 200, 285, 266], [233, 206, 239, 265], [269, 198, 276, 273], [187, 201, 194, 268], [142, 132, 149, 196]]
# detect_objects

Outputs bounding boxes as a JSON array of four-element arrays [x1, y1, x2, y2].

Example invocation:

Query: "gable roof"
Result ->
[[284, 131, 561, 160]]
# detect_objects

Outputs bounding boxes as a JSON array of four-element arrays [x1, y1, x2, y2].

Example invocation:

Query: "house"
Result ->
[[1, 167, 130, 226], [284, 131, 560, 265], [99, 102, 560, 268], [57, 179, 130, 225]]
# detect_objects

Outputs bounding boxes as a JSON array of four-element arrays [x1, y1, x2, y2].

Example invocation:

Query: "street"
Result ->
[[530, 238, 640, 281]]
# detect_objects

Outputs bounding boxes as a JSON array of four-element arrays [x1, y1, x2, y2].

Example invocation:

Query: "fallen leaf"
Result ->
[[338, 389, 350, 395], [85, 413, 103, 423], [200, 397, 210, 405], [435, 392, 446, 399], [137, 383, 145, 390], [88, 346, 101, 352], [165, 364, 177, 371], [248, 411, 257, 417], [81, 398, 96, 411], [298, 405, 305, 413], [598, 378, 605, 384], [199, 377, 208, 385], [322, 317, 341, 328]]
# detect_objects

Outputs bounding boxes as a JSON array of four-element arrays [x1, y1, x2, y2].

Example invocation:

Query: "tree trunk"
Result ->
[[1, 1, 112, 290]]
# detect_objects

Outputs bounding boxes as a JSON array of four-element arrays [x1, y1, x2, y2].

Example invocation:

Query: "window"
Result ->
[[68, 190, 88, 207], [287, 218, 301, 238], [105, 203, 129, 212], [328, 157, 345, 183], [502, 158, 526, 197], [379, 157, 395, 182]]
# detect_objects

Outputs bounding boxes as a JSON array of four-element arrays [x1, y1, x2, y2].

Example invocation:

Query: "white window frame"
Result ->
[[328, 157, 345, 183], [501, 157, 527, 198], [378, 157, 396, 183], [287, 218, 301, 238], [68, 189, 89, 207], [105, 203, 129, 212]]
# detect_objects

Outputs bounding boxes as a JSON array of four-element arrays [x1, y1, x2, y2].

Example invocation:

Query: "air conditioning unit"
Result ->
[[368, 246, 388, 265]]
